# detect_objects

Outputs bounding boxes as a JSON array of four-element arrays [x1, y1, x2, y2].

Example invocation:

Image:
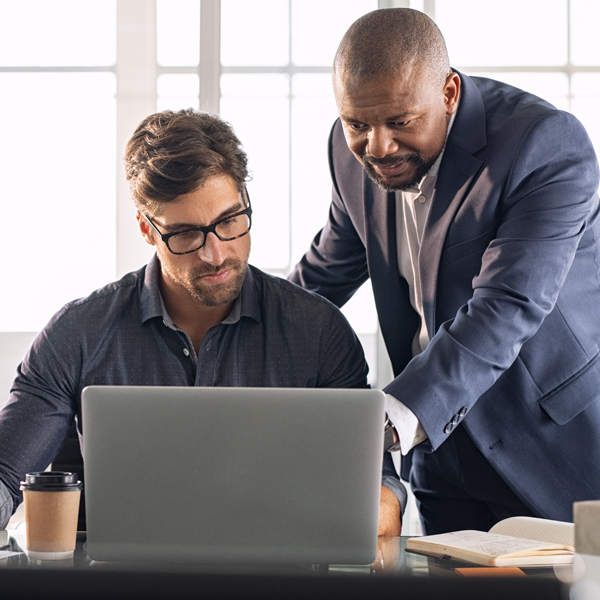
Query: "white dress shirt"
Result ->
[[385, 109, 458, 455]]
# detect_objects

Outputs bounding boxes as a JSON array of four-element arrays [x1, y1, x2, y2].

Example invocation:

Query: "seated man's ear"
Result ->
[[136, 212, 157, 247]]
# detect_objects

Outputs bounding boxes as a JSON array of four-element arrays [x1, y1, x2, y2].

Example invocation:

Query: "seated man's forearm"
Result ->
[[380, 450, 404, 536], [0, 478, 14, 530], [378, 485, 401, 536]]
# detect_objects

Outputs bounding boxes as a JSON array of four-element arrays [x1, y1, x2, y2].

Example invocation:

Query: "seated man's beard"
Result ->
[[164, 258, 248, 308], [188, 260, 247, 307]]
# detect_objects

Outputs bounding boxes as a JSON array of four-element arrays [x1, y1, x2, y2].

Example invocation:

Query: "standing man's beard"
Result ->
[[362, 149, 443, 192]]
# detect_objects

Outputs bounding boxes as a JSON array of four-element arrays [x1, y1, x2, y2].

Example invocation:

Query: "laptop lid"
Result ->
[[81, 386, 385, 565]]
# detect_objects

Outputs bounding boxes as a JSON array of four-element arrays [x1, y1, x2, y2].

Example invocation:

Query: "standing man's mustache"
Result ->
[[363, 153, 419, 167]]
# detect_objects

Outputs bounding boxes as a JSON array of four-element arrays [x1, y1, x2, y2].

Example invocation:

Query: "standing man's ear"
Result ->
[[443, 71, 461, 116], [136, 211, 157, 247]]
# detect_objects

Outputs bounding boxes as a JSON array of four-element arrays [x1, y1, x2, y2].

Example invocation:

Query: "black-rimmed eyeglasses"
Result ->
[[143, 188, 252, 255]]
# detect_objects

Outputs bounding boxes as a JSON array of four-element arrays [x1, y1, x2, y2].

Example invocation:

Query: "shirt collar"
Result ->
[[139, 254, 261, 325], [429, 105, 458, 178], [140, 254, 165, 323], [223, 266, 261, 325]]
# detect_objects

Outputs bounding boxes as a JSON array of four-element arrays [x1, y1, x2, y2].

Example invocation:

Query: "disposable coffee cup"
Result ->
[[20, 471, 83, 560]]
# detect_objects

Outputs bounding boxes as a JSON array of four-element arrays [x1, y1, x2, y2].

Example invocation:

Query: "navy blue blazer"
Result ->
[[290, 72, 600, 521]]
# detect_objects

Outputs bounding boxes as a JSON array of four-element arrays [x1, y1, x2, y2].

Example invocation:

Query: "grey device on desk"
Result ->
[[81, 386, 385, 565]]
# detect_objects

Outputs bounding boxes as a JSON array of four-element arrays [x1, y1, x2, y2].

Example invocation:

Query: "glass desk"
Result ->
[[0, 531, 575, 599]]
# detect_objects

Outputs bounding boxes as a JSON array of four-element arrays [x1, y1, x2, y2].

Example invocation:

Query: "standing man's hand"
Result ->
[[378, 485, 401, 537]]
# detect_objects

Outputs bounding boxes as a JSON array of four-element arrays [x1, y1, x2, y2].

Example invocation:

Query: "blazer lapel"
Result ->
[[419, 149, 483, 338], [419, 72, 487, 339]]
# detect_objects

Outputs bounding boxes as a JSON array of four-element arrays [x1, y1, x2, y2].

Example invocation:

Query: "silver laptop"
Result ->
[[81, 386, 385, 565]]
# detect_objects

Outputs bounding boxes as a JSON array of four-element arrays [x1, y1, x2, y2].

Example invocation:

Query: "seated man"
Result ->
[[0, 109, 405, 533]]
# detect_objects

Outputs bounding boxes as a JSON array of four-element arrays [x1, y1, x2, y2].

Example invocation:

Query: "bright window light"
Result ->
[[291, 0, 377, 66], [436, 0, 568, 67], [156, 0, 200, 67], [157, 74, 200, 112], [571, 0, 600, 66], [0, 0, 116, 66], [0, 73, 116, 331], [221, 0, 289, 66]]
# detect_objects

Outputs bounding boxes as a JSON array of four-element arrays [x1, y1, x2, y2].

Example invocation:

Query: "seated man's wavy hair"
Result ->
[[125, 109, 249, 213]]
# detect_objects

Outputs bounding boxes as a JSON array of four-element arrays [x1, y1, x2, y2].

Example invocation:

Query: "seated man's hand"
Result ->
[[373, 486, 401, 573], [378, 485, 401, 537], [372, 536, 400, 574]]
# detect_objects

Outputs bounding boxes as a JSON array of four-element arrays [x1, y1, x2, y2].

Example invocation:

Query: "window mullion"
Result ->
[[116, 0, 158, 277], [200, 0, 221, 113]]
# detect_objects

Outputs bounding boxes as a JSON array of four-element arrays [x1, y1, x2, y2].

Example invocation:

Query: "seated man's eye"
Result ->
[[176, 230, 202, 240]]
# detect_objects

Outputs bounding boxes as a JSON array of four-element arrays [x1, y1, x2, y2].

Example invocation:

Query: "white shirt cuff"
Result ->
[[385, 394, 428, 455]]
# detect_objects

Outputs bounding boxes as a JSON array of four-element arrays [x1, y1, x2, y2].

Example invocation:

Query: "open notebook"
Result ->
[[406, 516, 574, 567]]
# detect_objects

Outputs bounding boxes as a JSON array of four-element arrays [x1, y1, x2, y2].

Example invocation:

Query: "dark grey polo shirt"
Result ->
[[0, 255, 405, 526]]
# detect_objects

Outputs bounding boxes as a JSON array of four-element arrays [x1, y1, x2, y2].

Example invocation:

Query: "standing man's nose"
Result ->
[[367, 127, 399, 158]]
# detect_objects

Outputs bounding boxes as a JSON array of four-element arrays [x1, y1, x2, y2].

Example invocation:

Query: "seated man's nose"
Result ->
[[198, 232, 225, 264]]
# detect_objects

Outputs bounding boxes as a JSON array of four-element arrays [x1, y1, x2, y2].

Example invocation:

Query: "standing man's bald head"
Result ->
[[332, 8, 460, 192], [334, 8, 450, 88]]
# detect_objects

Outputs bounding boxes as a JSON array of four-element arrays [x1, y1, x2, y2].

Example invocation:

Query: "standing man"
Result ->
[[290, 8, 600, 533], [0, 109, 405, 532]]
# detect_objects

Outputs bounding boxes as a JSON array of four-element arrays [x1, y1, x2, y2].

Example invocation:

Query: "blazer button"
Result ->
[[444, 422, 453, 434], [458, 406, 467, 417], [451, 413, 460, 425]]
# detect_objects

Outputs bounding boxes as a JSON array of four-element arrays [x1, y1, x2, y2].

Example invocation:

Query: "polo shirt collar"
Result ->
[[140, 254, 165, 323], [227, 265, 261, 324], [139, 254, 260, 325]]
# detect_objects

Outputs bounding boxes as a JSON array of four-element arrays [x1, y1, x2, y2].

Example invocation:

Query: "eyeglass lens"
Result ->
[[168, 213, 251, 254]]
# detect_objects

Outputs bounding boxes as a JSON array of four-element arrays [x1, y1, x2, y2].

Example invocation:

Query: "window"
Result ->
[[437, 0, 600, 153], [2, 0, 599, 537], [0, 1, 117, 332], [2, 0, 599, 382]]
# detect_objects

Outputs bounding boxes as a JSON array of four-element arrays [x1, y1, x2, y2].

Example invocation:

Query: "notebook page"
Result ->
[[489, 516, 574, 547]]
